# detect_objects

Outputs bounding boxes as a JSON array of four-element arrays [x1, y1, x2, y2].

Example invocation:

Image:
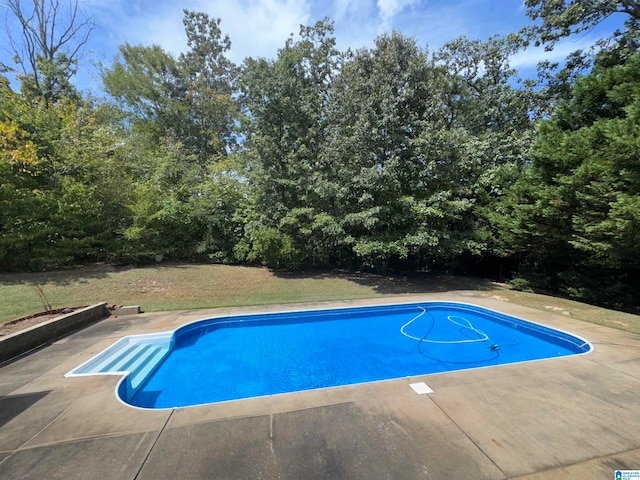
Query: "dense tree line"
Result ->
[[1, 1, 639, 308]]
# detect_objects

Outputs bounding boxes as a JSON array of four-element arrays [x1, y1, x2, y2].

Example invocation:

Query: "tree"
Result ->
[[433, 34, 534, 133], [101, 43, 185, 140], [238, 27, 536, 272], [429, 35, 538, 275], [325, 32, 437, 271], [101, 11, 237, 161], [492, 51, 640, 306], [2, 0, 95, 103], [525, 0, 640, 49], [524, 1, 640, 111], [0, 74, 135, 268], [100, 11, 242, 264], [238, 19, 342, 268], [178, 10, 238, 161]]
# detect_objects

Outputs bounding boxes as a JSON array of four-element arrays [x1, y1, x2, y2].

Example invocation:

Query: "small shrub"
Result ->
[[508, 277, 533, 292]]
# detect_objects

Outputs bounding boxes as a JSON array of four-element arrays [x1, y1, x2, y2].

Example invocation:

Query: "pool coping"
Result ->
[[75, 300, 594, 411], [1, 292, 640, 479]]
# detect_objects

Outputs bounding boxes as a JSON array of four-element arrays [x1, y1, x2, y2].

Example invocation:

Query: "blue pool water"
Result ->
[[125, 302, 590, 409]]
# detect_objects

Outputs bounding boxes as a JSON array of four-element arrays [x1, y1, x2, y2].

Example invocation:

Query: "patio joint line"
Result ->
[[133, 409, 174, 480], [0, 449, 15, 468], [428, 396, 507, 479], [505, 445, 640, 479], [9, 430, 155, 452], [18, 403, 75, 451]]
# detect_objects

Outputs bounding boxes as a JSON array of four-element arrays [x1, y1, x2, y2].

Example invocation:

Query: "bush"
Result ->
[[508, 277, 533, 292]]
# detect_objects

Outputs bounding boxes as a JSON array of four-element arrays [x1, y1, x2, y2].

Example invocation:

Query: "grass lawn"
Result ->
[[1, 263, 639, 335]]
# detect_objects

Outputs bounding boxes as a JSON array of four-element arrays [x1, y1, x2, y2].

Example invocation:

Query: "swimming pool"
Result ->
[[66, 302, 591, 409]]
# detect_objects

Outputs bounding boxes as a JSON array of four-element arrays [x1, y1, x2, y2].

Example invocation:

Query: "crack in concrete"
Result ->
[[133, 409, 174, 480], [428, 395, 508, 479]]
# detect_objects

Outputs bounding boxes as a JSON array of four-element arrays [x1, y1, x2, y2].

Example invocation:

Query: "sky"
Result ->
[[0, 0, 624, 95]]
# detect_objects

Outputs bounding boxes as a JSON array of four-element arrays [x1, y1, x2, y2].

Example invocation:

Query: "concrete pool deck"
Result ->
[[1, 292, 639, 479]]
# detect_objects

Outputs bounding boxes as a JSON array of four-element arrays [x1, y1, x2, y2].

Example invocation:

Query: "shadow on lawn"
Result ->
[[273, 270, 501, 295], [0, 262, 234, 287], [0, 265, 119, 286]]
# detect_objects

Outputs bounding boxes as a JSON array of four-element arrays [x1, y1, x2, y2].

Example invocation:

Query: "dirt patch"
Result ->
[[491, 295, 509, 302], [545, 305, 571, 316], [0, 307, 85, 337]]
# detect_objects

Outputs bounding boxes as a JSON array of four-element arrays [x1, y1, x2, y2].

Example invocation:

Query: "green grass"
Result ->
[[1, 263, 639, 335]]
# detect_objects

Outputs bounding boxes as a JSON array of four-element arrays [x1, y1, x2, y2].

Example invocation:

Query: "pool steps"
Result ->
[[65, 332, 173, 400]]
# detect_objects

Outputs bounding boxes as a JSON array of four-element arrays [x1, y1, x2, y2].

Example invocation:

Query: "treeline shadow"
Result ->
[[273, 269, 501, 295], [0, 264, 129, 286]]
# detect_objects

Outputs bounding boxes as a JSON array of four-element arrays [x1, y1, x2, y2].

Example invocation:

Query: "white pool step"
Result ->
[[93, 343, 150, 373], [65, 332, 173, 400], [129, 346, 169, 392]]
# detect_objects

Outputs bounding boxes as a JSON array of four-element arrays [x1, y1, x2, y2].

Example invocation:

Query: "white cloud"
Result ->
[[377, 0, 420, 31], [190, 0, 312, 62], [332, 0, 375, 23], [90, 0, 311, 63], [332, 0, 352, 22]]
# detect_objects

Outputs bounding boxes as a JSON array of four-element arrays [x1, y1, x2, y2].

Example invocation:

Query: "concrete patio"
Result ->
[[1, 292, 639, 479]]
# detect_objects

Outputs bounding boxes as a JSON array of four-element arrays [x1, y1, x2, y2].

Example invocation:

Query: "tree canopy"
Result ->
[[525, 0, 640, 48], [1, 4, 639, 309]]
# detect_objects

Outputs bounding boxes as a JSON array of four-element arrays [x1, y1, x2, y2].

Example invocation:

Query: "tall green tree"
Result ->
[[238, 19, 342, 268], [179, 10, 238, 160], [325, 33, 534, 272], [430, 35, 537, 274], [100, 11, 241, 263], [433, 34, 533, 133], [101, 43, 183, 139], [325, 32, 437, 271], [492, 51, 640, 305], [101, 10, 237, 160]]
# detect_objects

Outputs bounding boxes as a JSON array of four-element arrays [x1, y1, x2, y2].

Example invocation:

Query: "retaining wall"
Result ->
[[0, 303, 109, 364]]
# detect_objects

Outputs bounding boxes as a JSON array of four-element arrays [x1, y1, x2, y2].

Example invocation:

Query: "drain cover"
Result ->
[[409, 382, 433, 394]]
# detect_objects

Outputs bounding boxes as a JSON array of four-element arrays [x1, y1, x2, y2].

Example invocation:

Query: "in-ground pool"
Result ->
[[66, 302, 591, 409]]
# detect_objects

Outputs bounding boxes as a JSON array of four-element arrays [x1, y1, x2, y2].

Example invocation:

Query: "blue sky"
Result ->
[[1, 0, 623, 94]]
